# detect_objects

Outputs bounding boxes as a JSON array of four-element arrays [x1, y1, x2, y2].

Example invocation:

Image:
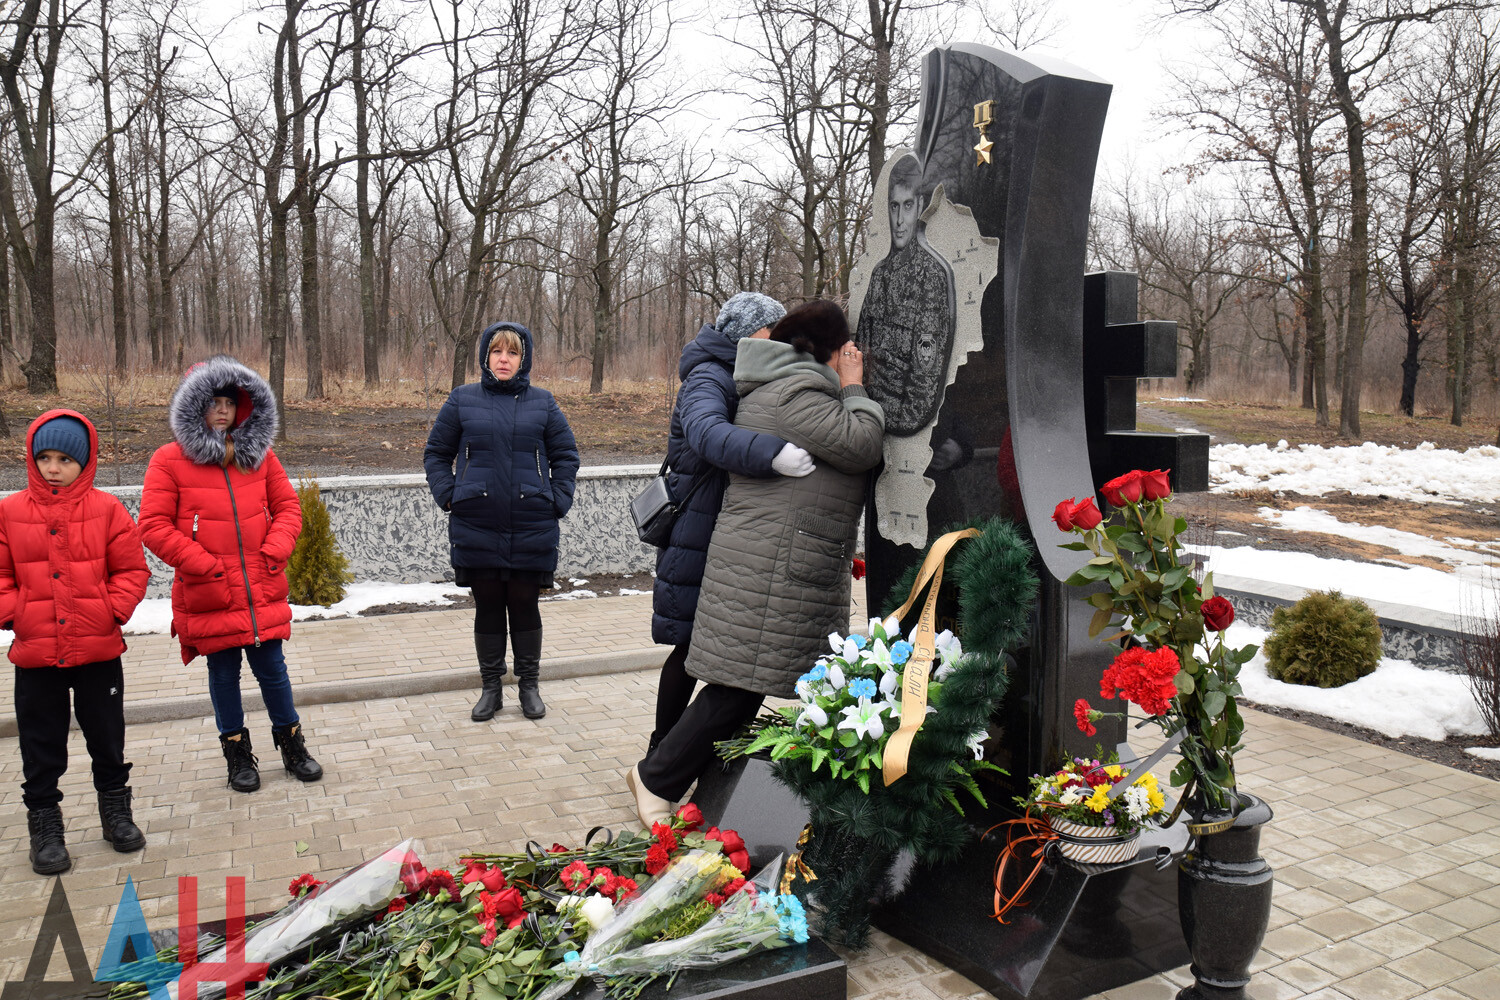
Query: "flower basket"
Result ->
[[1047, 816, 1141, 865]]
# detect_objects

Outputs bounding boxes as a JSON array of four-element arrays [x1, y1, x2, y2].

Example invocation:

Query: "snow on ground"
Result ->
[[1211, 440, 1500, 505], [1255, 505, 1500, 570], [1469, 747, 1500, 761], [1232, 624, 1489, 742]]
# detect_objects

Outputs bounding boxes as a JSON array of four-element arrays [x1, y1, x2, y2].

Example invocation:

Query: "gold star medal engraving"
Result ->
[[973, 99, 996, 166]]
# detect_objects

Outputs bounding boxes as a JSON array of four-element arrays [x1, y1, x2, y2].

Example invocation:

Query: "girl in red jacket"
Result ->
[[138, 356, 322, 793], [0, 410, 150, 875]]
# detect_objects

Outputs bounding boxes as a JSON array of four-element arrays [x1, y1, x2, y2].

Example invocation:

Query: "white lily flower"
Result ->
[[865, 638, 892, 669], [827, 662, 846, 688], [828, 631, 846, 654], [879, 670, 899, 698], [965, 728, 987, 761], [837, 697, 888, 741], [796, 704, 829, 729]]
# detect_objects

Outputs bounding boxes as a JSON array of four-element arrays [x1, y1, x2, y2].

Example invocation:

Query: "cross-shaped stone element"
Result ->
[[1082, 270, 1210, 494]]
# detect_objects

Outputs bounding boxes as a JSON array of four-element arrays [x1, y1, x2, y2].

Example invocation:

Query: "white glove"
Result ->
[[772, 442, 815, 477]]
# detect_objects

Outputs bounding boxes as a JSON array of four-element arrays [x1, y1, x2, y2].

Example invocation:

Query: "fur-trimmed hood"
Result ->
[[477, 322, 534, 394], [168, 355, 279, 469]]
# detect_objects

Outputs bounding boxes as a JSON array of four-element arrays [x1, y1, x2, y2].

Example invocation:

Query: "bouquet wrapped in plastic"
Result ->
[[539, 851, 806, 1000]]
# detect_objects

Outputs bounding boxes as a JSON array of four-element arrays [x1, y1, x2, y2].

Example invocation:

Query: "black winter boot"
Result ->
[[219, 728, 261, 792], [98, 787, 146, 853], [272, 723, 324, 782], [471, 632, 507, 722], [27, 806, 71, 876], [512, 628, 546, 720]]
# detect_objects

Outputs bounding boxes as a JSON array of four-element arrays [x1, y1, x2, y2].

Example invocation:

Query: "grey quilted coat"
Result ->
[[685, 337, 885, 697]]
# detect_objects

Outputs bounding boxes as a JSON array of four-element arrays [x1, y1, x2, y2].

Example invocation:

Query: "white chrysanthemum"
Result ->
[[1123, 785, 1152, 821], [1059, 786, 1085, 806]]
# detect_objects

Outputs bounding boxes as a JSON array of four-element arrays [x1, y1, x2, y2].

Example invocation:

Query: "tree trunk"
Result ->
[[1398, 315, 1421, 418], [20, 205, 57, 393], [101, 0, 129, 375], [155, 93, 175, 378], [354, 0, 380, 388], [590, 220, 613, 394], [1325, 17, 1367, 440], [299, 181, 323, 399]]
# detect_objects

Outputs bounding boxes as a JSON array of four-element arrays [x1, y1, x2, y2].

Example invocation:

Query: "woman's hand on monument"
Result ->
[[833, 344, 864, 387], [772, 443, 816, 477]]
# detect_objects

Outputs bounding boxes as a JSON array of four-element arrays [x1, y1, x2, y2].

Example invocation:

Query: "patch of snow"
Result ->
[[1160, 397, 1208, 402], [542, 589, 598, 601], [1211, 441, 1500, 504], [292, 581, 470, 621], [618, 588, 650, 596], [1467, 746, 1500, 761], [569, 578, 589, 586], [1256, 506, 1500, 569], [1234, 624, 1489, 741]]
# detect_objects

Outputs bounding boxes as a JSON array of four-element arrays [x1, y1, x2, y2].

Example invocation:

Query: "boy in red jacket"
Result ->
[[0, 411, 151, 875], [138, 356, 322, 794]]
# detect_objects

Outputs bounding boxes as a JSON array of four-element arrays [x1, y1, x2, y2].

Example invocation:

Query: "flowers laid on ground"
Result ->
[[105, 807, 773, 1000], [1056, 469, 1259, 812], [1018, 756, 1168, 835]]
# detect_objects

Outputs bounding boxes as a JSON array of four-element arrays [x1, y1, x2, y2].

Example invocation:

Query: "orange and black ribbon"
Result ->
[[984, 811, 1059, 924]]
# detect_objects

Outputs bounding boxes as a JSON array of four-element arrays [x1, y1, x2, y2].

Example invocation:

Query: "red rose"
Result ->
[[1201, 596, 1235, 631], [644, 843, 671, 875], [706, 826, 747, 857], [674, 803, 704, 832], [1052, 499, 1077, 531], [728, 849, 751, 874], [1070, 497, 1102, 530], [1100, 646, 1181, 717], [462, 860, 507, 893], [1073, 698, 1098, 737], [480, 887, 526, 930], [1101, 470, 1145, 507], [1140, 469, 1172, 501], [288, 874, 323, 899], [852, 558, 867, 580], [398, 859, 428, 895], [651, 821, 679, 854], [549, 843, 570, 854]]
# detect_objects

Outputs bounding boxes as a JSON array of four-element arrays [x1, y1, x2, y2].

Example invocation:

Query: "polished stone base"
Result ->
[[876, 822, 1191, 1000], [692, 753, 811, 870], [565, 939, 846, 1000]]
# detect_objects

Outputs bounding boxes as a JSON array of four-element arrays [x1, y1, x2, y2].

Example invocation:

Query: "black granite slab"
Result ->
[[564, 939, 846, 1000], [692, 753, 811, 871], [876, 821, 1190, 1000]]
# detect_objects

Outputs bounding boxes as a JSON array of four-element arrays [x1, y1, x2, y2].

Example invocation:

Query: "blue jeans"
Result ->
[[206, 640, 299, 734]]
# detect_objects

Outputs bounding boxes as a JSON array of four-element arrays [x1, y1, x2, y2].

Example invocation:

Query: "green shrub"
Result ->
[[286, 478, 352, 607], [1264, 590, 1383, 688]]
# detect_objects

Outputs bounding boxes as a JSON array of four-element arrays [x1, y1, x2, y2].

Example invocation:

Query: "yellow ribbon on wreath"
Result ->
[[881, 527, 981, 786]]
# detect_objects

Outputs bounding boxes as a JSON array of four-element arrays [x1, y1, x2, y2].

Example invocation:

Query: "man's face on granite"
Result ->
[[889, 181, 920, 250]]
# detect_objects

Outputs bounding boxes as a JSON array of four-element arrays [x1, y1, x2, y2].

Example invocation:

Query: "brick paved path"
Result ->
[[0, 595, 1496, 999]]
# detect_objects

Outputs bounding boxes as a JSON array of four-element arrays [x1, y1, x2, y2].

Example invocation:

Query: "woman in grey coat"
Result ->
[[628, 300, 885, 825]]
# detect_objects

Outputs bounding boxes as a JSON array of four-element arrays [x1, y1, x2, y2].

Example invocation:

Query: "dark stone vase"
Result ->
[[1176, 792, 1275, 999]]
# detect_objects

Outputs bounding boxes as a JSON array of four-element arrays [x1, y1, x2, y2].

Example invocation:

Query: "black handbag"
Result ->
[[630, 458, 715, 547]]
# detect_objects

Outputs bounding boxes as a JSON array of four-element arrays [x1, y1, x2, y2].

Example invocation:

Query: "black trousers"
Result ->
[[470, 578, 543, 636], [15, 659, 131, 811], [652, 643, 696, 741], [638, 682, 764, 802]]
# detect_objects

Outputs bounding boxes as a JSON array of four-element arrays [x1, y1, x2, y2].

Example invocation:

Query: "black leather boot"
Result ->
[[512, 628, 545, 720], [219, 727, 261, 792], [471, 632, 507, 722], [272, 723, 324, 782], [98, 787, 146, 853], [28, 806, 71, 876]]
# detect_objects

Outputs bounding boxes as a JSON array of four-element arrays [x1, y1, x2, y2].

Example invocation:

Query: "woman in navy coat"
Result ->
[[643, 293, 813, 757], [425, 322, 579, 723]]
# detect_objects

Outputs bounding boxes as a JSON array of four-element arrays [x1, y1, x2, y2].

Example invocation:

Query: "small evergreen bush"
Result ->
[[286, 478, 352, 607], [1264, 590, 1382, 688]]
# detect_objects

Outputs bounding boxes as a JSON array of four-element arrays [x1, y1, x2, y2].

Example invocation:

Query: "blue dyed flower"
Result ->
[[889, 640, 914, 665], [847, 677, 877, 699], [848, 634, 867, 650], [775, 894, 810, 944]]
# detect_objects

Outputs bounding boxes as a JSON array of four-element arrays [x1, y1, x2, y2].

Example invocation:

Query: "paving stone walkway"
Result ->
[[0, 595, 1495, 999]]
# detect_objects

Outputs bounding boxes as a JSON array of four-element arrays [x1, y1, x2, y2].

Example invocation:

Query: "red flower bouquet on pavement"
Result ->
[[1055, 469, 1258, 812]]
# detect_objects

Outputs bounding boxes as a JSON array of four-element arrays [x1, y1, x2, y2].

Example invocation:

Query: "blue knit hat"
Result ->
[[715, 292, 786, 342], [32, 415, 91, 469]]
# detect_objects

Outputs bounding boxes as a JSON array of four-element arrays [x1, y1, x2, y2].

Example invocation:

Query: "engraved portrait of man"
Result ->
[[856, 154, 958, 437]]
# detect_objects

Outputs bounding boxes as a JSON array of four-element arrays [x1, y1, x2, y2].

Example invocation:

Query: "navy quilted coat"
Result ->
[[651, 325, 784, 646], [424, 322, 580, 573]]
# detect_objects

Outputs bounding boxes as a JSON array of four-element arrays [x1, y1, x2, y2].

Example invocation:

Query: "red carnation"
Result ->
[[1073, 698, 1098, 737], [674, 803, 704, 832], [852, 557, 867, 580], [378, 897, 407, 922], [651, 821, 679, 854], [422, 868, 460, 902], [644, 843, 671, 876], [1201, 596, 1235, 632], [610, 876, 638, 902], [288, 874, 323, 899], [1140, 468, 1172, 501], [704, 891, 727, 909], [1100, 646, 1182, 717], [560, 859, 592, 893], [1101, 470, 1145, 507], [722, 876, 747, 897]]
